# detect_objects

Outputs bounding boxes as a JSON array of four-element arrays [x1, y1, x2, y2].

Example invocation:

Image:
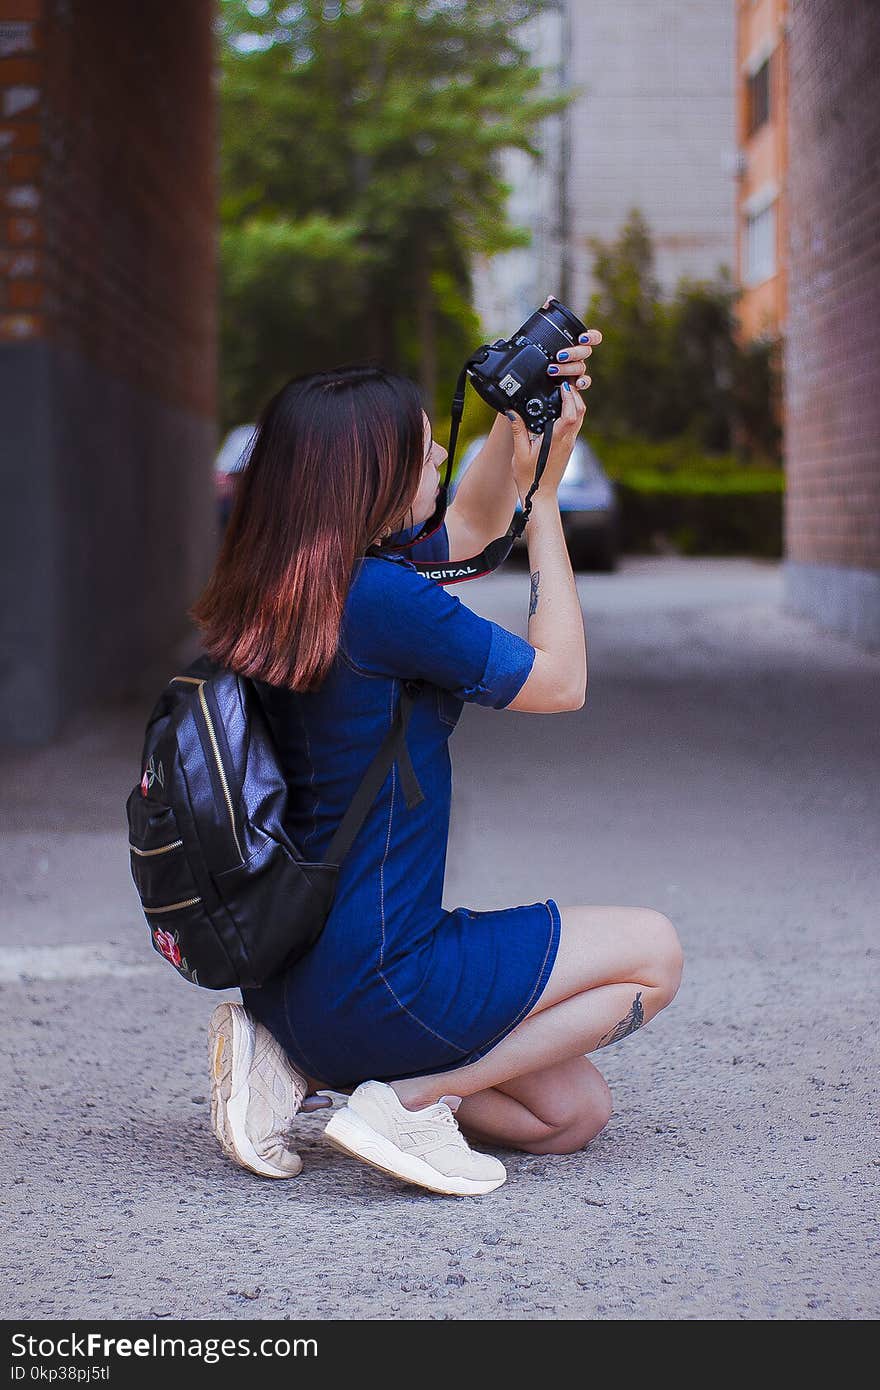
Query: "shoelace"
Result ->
[[427, 1102, 471, 1148]]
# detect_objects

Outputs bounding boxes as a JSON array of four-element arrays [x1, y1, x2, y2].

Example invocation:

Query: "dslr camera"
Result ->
[[466, 298, 590, 433]]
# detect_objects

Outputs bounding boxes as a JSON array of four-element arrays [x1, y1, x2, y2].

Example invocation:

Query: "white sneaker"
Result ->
[[323, 1080, 507, 1196], [208, 1001, 306, 1179]]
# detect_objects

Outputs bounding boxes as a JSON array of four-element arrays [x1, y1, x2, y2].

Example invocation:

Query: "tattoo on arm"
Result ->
[[529, 569, 540, 618], [596, 992, 645, 1049]]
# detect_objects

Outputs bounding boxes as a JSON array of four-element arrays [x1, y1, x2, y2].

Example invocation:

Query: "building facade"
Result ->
[[0, 0, 218, 745], [735, 0, 789, 341], [472, 0, 738, 330]]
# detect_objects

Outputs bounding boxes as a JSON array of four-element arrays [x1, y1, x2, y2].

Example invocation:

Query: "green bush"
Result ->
[[590, 431, 783, 558], [613, 484, 782, 558], [591, 430, 784, 493]]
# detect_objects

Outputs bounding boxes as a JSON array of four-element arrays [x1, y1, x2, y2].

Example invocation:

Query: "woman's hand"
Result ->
[[506, 374, 589, 506], [540, 293, 602, 392]]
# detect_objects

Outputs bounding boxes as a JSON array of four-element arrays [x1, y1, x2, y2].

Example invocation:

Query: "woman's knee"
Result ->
[[641, 910, 684, 1005], [536, 1079, 613, 1155], [523, 1068, 614, 1155], [542, 904, 684, 1016]]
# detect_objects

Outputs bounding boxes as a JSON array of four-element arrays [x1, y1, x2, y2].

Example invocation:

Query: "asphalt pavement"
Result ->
[[1, 555, 877, 1321]]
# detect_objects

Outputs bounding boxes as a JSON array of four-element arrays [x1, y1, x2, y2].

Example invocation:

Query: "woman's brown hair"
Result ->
[[189, 365, 426, 692]]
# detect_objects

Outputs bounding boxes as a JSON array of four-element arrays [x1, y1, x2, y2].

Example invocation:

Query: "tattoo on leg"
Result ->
[[529, 569, 540, 618], [596, 991, 644, 1048]]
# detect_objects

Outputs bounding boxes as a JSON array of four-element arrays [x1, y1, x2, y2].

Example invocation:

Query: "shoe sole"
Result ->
[[323, 1105, 506, 1197], [208, 1002, 302, 1180]]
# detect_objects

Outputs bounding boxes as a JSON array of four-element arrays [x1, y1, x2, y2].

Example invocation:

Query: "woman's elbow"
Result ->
[[556, 681, 587, 712]]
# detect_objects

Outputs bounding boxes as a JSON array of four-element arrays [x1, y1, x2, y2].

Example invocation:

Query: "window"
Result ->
[[744, 203, 776, 285], [747, 57, 771, 135]]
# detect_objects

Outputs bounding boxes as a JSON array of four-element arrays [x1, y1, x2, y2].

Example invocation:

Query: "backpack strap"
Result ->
[[324, 680, 425, 868]]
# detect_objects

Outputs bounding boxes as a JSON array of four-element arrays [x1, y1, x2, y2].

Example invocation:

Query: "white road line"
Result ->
[[0, 944, 156, 983]]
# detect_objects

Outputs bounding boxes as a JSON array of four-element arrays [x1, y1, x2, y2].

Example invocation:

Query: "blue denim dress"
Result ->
[[241, 521, 562, 1089]]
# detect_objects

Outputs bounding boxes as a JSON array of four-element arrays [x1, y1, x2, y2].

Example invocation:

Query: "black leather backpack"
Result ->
[[126, 653, 425, 989]]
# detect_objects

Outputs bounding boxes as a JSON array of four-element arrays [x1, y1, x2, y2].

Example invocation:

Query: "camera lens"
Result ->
[[516, 301, 588, 358]]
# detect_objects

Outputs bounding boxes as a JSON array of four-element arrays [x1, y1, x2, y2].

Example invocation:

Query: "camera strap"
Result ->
[[373, 361, 554, 585]]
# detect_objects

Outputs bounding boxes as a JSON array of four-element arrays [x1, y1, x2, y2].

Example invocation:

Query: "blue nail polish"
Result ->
[[578, 333, 590, 343], [563, 380, 571, 391], [557, 350, 569, 361], [547, 365, 559, 375], [505, 411, 516, 420]]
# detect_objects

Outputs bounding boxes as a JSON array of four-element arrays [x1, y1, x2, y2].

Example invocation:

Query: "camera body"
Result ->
[[466, 300, 589, 433]]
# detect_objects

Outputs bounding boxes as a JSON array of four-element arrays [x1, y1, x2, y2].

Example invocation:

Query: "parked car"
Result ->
[[454, 433, 619, 571], [215, 423, 257, 529]]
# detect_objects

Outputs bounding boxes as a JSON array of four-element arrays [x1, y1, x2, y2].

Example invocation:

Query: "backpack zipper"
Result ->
[[129, 839, 183, 857], [144, 896, 202, 914], [171, 675, 244, 864]]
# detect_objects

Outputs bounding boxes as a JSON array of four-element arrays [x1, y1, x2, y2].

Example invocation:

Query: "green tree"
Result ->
[[664, 271, 740, 452], [731, 333, 783, 462], [582, 209, 668, 438], [584, 209, 782, 462], [218, 0, 568, 427]]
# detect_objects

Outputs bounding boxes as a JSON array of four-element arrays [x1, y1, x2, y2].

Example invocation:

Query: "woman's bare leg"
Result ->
[[388, 905, 683, 1123], [454, 1054, 614, 1155]]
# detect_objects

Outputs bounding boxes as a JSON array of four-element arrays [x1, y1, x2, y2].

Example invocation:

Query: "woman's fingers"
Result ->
[[546, 328, 600, 382], [506, 410, 534, 462], [508, 370, 587, 458], [547, 348, 590, 373], [559, 380, 578, 423], [558, 380, 587, 431]]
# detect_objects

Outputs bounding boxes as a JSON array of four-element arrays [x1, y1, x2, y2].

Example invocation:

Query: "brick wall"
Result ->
[[1, 0, 215, 413], [0, 1, 218, 744], [0, 3, 43, 333], [784, 0, 880, 576]]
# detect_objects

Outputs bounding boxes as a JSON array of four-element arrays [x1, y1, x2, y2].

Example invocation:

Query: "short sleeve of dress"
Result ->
[[344, 539, 536, 711]]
